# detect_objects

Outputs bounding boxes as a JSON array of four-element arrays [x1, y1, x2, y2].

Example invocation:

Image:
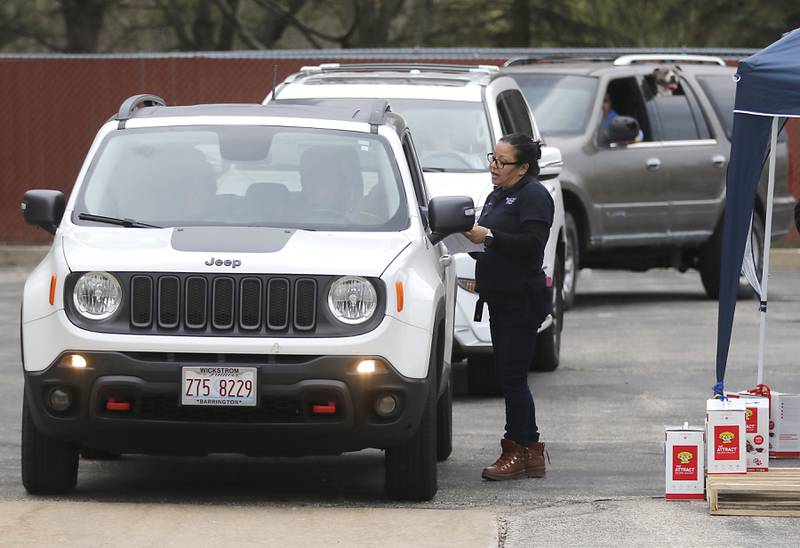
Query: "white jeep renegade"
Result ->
[[20, 94, 474, 501], [266, 63, 567, 393]]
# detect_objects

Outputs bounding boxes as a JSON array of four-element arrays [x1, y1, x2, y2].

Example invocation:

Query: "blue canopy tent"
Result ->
[[716, 28, 800, 395]]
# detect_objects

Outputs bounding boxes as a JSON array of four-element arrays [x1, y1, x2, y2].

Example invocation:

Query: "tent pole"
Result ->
[[757, 116, 779, 386]]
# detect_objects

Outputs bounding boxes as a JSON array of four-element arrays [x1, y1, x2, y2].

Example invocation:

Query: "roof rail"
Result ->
[[504, 55, 615, 67], [116, 94, 166, 128], [297, 63, 499, 75], [613, 54, 726, 66], [368, 100, 391, 133]]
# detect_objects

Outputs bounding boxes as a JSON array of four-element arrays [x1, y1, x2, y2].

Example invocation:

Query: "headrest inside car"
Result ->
[[218, 126, 272, 161]]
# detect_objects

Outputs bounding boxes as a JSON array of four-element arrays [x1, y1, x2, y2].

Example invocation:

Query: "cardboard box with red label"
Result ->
[[664, 423, 704, 499], [706, 398, 746, 475], [769, 391, 800, 458], [739, 395, 769, 471]]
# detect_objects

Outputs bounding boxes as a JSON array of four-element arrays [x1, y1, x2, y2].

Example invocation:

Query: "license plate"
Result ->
[[181, 366, 257, 407]]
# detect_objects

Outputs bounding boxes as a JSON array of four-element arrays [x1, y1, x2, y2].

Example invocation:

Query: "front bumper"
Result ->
[[23, 309, 432, 379], [24, 352, 428, 456]]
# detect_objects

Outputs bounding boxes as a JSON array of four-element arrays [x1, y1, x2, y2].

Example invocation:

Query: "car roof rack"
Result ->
[[504, 55, 615, 67], [297, 63, 499, 75], [116, 94, 166, 129], [613, 54, 726, 66], [367, 99, 391, 133]]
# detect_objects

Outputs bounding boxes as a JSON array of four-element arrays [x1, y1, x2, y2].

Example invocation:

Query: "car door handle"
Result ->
[[439, 255, 452, 267], [712, 155, 727, 168], [645, 158, 661, 171]]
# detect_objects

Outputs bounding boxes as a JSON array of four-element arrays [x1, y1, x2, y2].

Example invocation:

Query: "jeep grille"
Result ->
[[130, 275, 317, 333]]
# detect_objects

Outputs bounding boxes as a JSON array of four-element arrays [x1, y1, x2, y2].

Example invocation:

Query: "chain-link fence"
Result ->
[[1, 50, 797, 243]]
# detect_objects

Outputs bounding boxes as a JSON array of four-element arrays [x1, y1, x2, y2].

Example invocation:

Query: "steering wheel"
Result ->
[[422, 151, 475, 169]]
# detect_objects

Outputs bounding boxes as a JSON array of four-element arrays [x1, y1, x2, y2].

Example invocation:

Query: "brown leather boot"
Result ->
[[481, 438, 526, 481], [525, 441, 547, 478]]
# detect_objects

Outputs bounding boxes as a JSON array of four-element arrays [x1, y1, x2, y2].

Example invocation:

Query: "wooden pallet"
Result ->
[[707, 468, 800, 517]]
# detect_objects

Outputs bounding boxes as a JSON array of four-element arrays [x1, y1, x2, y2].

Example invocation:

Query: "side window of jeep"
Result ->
[[497, 90, 534, 137], [402, 132, 429, 228]]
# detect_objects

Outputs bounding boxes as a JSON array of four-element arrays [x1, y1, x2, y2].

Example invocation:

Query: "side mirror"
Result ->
[[603, 116, 640, 144], [428, 195, 475, 245], [538, 146, 563, 181], [21, 189, 66, 235]]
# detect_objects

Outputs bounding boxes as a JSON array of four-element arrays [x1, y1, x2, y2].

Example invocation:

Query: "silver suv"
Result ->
[[266, 63, 567, 391], [503, 54, 795, 302]]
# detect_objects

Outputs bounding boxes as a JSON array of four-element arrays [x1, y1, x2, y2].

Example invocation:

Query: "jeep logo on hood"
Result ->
[[205, 257, 241, 268]]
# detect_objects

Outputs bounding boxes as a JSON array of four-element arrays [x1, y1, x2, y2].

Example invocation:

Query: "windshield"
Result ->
[[511, 74, 597, 136], [386, 99, 491, 172], [74, 126, 408, 231]]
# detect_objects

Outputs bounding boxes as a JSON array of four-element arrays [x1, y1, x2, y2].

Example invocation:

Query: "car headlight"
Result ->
[[73, 271, 122, 320], [327, 276, 378, 324]]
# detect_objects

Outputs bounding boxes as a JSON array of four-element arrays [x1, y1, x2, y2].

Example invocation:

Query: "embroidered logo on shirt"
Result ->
[[505, 197, 517, 205]]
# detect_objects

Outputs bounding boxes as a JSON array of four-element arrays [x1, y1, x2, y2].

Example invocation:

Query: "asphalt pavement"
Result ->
[[1, 250, 800, 546]]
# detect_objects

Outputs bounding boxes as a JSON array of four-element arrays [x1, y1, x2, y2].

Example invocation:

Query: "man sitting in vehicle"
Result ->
[[299, 145, 382, 225], [601, 93, 644, 143]]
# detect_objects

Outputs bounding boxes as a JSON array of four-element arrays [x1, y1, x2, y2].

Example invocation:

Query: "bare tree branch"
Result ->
[[254, 0, 359, 46], [154, 0, 194, 49], [212, 0, 268, 48]]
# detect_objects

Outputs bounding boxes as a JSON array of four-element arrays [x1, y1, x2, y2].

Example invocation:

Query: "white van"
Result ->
[[266, 64, 567, 393]]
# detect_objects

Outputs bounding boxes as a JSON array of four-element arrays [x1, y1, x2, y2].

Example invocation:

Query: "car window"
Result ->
[[510, 74, 597, 136], [605, 76, 651, 141], [696, 75, 735, 140], [681, 82, 712, 140], [696, 74, 787, 143], [497, 89, 535, 138], [76, 126, 409, 231], [651, 94, 702, 141], [382, 99, 491, 173]]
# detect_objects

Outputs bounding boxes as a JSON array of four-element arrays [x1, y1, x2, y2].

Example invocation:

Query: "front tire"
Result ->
[[80, 448, 121, 460], [563, 211, 580, 309], [385, 380, 438, 501], [700, 211, 763, 300], [436, 379, 453, 462], [21, 397, 79, 495], [532, 256, 564, 372]]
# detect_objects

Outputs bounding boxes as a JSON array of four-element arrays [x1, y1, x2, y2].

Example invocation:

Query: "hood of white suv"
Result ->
[[61, 226, 411, 277]]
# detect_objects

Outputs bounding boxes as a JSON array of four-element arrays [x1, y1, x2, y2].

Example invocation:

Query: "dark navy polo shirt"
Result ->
[[475, 175, 554, 294]]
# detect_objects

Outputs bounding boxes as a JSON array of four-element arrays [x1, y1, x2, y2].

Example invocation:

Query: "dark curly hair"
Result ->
[[499, 133, 542, 177]]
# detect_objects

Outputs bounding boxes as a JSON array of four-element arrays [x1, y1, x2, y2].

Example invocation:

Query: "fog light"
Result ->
[[357, 360, 377, 374], [47, 387, 72, 412], [374, 394, 399, 417], [65, 354, 87, 369]]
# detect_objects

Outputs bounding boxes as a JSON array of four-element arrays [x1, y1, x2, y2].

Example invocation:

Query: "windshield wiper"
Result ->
[[78, 213, 161, 229], [422, 167, 447, 172]]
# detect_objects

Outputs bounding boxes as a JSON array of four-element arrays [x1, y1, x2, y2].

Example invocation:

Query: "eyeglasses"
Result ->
[[487, 152, 520, 169]]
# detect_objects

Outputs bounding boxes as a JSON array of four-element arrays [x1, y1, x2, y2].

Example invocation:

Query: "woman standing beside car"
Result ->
[[464, 133, 554, 481]]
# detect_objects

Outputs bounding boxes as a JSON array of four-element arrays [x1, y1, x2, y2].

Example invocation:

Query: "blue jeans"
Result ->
[[487, 288, 550, 445]]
